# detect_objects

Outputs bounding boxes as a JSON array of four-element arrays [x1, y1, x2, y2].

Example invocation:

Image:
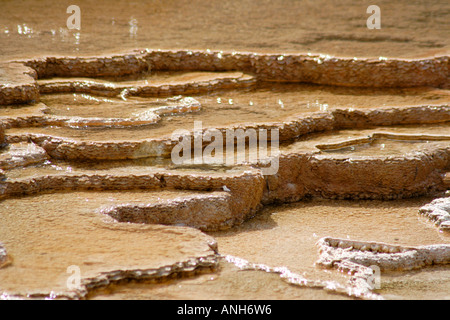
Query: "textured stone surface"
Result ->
[[264, 147, 450, 202], [0, 190, 219, 299], [103, 192, 235, 231], [315, 132, 450, 151], [4, 105, 447, 158], [0, 142, 48, 170], [37, 71, 256, 98], [23, 53, 151, 79], [315, 237, 450, 299], [1, 48, 449, 299], [0, 167, 265, 231], [419, 197, 450, 232], [317, 237, 450, 272], [102, 171, 265, 231], [0, 63, 39, 105], [24, 51, 449, 86], [0, 96, 201, 129], [2, 49, 447, 105]]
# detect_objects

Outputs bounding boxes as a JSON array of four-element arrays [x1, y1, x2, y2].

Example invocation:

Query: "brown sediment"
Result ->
[[2, 104, 448, 203], [1, 109, 449, 208], [1, 132, 448, 205], [0, 0, 448, 61]]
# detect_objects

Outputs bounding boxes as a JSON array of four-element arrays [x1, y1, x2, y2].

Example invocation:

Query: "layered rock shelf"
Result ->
[[0, 49, 449, 300], [316, 237, 450, 299], [419, 197, 450, 232], [0, 50, 449, 105]]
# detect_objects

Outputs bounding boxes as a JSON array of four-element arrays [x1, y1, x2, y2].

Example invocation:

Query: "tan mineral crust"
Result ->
[[0, 62, 449, 298], [316, 237, 450, 299], [0, 142, 48, 170], [0, 190, 219, 299], [419, 197, 450, 232], [0, 0, 449, 299], [0, 63, 39, 105]]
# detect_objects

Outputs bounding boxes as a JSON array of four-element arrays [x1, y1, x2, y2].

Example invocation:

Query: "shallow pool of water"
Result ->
[[0, 0, 448, 62], [209, 198, 450, 292]]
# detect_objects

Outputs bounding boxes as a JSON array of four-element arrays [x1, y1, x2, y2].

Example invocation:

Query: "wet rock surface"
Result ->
[[0, 1, 449, 298], [0, 63, 39, 105], [0, 68, 449, 299], [0, 191, 219, 299], [0, 142, 48, 170]]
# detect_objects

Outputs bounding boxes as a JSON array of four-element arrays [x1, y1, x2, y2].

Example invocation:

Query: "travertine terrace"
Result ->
[[0, 47, 449, 300]]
